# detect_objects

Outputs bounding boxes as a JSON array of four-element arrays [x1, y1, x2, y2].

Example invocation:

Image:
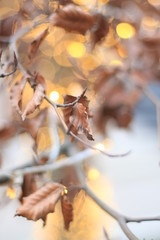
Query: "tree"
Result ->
[[0, 0, 160, 239]]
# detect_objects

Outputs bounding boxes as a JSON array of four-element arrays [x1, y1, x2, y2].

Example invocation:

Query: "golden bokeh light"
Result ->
[[142, 16, 159, 31], [6, 187, 16, 199], [95, 143, 105, 151], [148, 0, 160, 6], [73, 0, 96, 6], [67, 82, 83, 95], [67, 41, 86, 58], [88, 168, 100, 180], [109, 59, 123, 67], [116, 23, 135, 39], [49, 91, 60, 102]]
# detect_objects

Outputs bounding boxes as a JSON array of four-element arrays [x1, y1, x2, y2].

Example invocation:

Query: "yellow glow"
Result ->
[[148, 0, 160, 6], [117, 45, 127, 58], [95, 143, 105, 151], [142, 16, 159, 30], [68, 82, 83, 95], [73, 0, 96, 5], [88, 168, 100, 180], [6, 187, 16, 199], [64, 188, 68, 195], [67, 41, 86, 58], [49, 91, 59, 102], [98, 0, 109, 4], [109, 59, 123, 67], [116, 23, 135, 39]]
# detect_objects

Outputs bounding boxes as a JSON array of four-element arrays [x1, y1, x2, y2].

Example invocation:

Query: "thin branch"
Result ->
[[0, 149, 93, 179], [44, 95, 131, 158], [83, 184, 160, 240], [83, 184, 138, 240], [45, 88, 87, 108]]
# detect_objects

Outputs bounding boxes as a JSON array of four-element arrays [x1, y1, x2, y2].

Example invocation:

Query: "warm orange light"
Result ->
[[88, 168, 100, 180], [49, 91, 59, 102], [6, 187, 16, 199], [148, 0, 160, 7], [116, 23, 135, 39], [109, 59, 123, 67], [67, 41, 86, 58], [142, 16, 159, 30], [95, 143, 105, 151]]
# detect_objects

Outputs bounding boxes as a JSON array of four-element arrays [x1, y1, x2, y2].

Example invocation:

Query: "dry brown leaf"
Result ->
[[16, 182, 64, 222], [28, 28, 49, 59], [61, 194, 73, 231], [19, 174, 37, 202], [22, 74, 46, 121], [91, 14, 109, 48], [10, 77, 27, 115], [50, 4, 95, 35], [70, 103, 94, 140], [62, 94, 94, 140]]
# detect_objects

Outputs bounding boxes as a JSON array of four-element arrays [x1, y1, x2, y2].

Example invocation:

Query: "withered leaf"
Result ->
[[62, 94, 94, 140], [28, 28, 49, 59], [70, 103, 94, 140], [19, 173, 37, 202], [50, 4, 95, 35], [16, 182, 64, 222], [10, 77, 27, 115], [61, 194, 73, 231], [22, 74, 46, 120], [91, 14, 109, 48]]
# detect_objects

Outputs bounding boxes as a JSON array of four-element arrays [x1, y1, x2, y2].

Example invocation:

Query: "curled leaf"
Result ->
[[19, 173, 37, 202], [91, 14, 109, 48], [10, 77, 27, 115], [16, 182, 64, 222], [62, 93, 94, 140], [28, 28, 49, 59], [50, 4, 95, 35], [61, 194, 73, 231], [22, 74, 46, 121]]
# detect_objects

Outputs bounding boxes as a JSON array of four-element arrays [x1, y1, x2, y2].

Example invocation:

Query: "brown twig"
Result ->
[[44, 94, 131, 158], [83, 184, 160, 240]]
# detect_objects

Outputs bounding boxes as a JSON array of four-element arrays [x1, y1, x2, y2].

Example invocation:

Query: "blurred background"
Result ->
[[0, 0, 160, 239]]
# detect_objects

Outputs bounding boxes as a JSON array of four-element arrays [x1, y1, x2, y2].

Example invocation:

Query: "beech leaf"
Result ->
[[91, 14, 109, 48], [28, 28, 49, 59], [62, 93, 94, 140], [16, 182, 64, 222], [19, 173, 37, 202], [50, 4, 95, 35], [61, 194, 73, 231], [10, 77, 27, 115], [22, 74, 46, 121]]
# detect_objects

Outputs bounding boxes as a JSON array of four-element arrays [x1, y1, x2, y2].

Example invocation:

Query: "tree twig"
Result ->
[[44, 95, 131, 158], [83, 184, 160, 239]]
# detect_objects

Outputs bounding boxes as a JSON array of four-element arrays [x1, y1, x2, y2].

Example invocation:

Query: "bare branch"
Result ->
[[83, 184, 138, 240], [44, 94, 131, 158]]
